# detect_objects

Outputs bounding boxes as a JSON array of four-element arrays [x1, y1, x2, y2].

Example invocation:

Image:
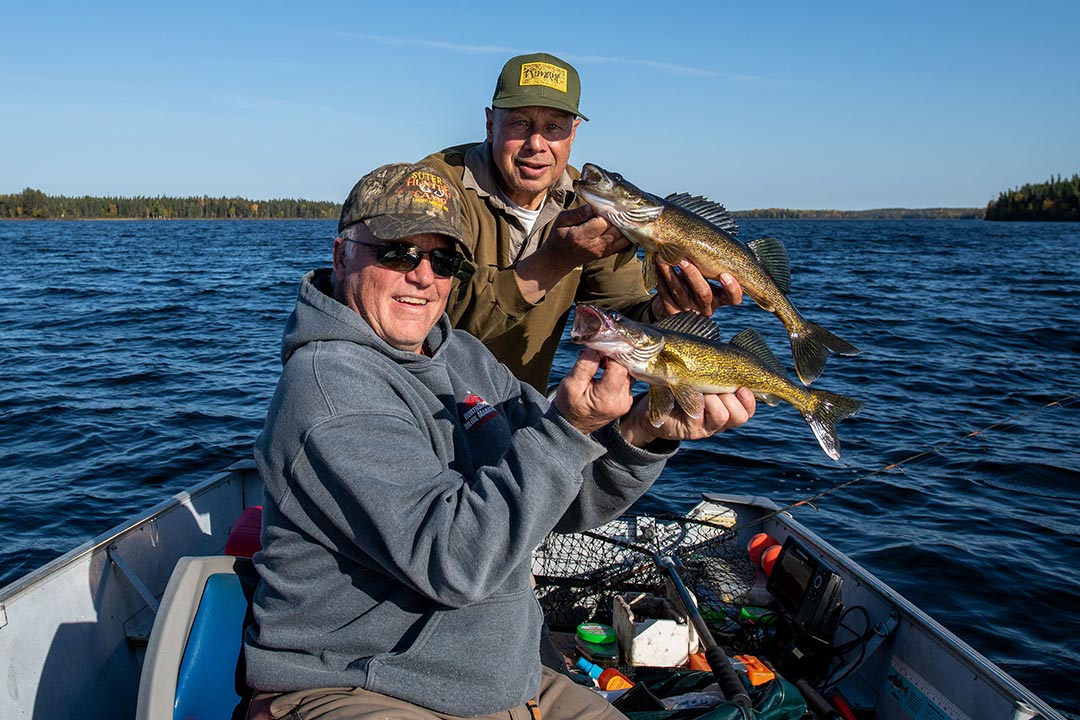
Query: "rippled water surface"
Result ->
[[1, 218, 1077, 714]]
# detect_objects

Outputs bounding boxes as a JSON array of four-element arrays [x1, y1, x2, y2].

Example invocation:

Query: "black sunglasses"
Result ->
[[345, 238, 464, 279]]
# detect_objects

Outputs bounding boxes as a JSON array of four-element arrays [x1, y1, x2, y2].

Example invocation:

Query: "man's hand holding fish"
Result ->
[[517, 203, 743, 320], [554, 347, 756, 446], [653, 262, 744, 317], [620, 384, 756, 447], [513, 204, 630, 304]]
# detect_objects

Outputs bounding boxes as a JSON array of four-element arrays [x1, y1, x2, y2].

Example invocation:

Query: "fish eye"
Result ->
[[611, 311, 623, 321], [613, 173, 623, 182]]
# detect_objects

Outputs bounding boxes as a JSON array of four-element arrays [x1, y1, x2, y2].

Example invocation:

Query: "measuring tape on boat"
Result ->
[[885, 656, 972, 720]]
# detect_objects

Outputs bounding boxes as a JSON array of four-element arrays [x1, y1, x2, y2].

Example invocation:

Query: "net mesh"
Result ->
[[532, 508, 755, 632]]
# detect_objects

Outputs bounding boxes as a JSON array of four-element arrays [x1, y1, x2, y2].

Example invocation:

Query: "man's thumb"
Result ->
[[567, 348, 602, 383]]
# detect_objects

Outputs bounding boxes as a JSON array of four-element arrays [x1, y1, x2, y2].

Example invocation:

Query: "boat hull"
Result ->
[[0, 461, 262, 720], [697, 493, 1059, 720], [0, 466, 1064, 720]]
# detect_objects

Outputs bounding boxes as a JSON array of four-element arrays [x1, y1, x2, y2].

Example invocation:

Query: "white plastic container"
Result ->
[[612, 591, 699, 667]]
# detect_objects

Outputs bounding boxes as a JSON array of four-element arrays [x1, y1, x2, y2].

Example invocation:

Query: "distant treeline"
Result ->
[[6, 181, 1075, 222], [984, 174, 1080, 221], [731, 207, 983, 219], [1, 188, 339, 220], [4, 187, 985, 221]]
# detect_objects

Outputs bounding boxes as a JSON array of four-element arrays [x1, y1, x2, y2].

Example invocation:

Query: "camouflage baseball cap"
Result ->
[[492, 52, 588, 121], [338, 163, 463, 245]]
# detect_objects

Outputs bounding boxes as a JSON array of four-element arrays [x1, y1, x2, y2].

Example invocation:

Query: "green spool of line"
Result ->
[[576, 622, 618, 666]]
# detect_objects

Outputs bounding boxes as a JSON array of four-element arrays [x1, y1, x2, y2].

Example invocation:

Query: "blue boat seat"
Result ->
[[135, 555, 257, 720]]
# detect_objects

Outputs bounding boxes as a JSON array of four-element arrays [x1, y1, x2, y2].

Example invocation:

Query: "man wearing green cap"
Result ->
[[421, 52, 741, 392]]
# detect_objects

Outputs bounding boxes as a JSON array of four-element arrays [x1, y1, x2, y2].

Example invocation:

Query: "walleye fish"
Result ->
[[569, 304, 863, 461], [573, 162, 860, 385]]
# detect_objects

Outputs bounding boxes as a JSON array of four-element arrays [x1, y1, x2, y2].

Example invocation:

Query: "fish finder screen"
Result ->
[[770, 544, 814, 614]]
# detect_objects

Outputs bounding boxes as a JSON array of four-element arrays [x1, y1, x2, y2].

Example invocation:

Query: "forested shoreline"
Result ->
[[0, 188, 984, 220], [4, 178, 1078, 220], [984, 174, 1080, 221], [0, 188, 338, 220], [732, 207, 983, 219]]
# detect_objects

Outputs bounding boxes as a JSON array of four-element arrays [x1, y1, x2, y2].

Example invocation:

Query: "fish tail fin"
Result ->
[[801, 389, 864, 461], [790, 320, 861, 385]]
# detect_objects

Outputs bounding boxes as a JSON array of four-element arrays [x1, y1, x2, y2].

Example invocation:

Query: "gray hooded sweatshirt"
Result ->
[[245, 269, 675, 716]]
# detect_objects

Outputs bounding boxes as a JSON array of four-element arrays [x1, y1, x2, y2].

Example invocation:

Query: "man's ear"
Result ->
[[332, 234, 348, 272], [485, 107, 495, 143], [330, 234, 347, 284]]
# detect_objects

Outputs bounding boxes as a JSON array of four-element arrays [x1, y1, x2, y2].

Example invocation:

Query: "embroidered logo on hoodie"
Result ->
[[461, 393, 498, 432]]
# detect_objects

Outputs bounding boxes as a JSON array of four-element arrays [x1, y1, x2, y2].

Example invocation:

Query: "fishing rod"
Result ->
[[539, 394, 1076, 707], [740, 392, 1079, 531], [579, 529, 753, 709]]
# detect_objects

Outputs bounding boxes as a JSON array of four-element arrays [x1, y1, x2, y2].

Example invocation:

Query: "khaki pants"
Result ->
[[246, 666, 625, 720]]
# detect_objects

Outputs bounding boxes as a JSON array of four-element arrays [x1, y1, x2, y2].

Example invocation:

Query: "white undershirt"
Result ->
[[509, 204, 541, 236], [498, 190, 544, 236]]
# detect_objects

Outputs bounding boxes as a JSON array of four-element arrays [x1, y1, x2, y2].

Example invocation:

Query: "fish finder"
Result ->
[[767, 535, 844, 638], [766, 535, 844, 680]]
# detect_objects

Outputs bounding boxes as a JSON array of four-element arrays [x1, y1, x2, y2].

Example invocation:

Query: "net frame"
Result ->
[[532, 511, 754, 632]]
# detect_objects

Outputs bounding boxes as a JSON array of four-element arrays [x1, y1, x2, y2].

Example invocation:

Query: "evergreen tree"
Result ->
[[0, 189, 340, 220], [986, 174, 1080, 221]]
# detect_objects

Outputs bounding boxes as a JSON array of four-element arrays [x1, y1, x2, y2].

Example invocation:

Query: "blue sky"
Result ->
[[2, 1, 1077, 210]]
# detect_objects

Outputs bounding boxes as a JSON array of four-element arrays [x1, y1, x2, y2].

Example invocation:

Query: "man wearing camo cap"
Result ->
[[243, 161, 755, 719]]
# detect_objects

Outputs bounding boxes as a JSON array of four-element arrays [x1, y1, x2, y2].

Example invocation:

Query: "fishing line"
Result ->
[[734, 392, 1080, 533]]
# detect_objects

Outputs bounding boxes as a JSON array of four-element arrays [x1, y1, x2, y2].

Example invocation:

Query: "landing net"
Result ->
[[532, 507, 754, 631]]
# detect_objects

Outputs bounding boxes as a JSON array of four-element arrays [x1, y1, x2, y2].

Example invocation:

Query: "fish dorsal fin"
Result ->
[[729, 328, 787, 376], [746, 237, 791, 295], [664, 192, 740, 237], [654, 311, 724, 342]]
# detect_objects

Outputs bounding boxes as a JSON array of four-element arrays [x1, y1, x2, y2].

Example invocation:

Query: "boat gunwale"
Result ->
[[0, 477, 1065, 720], [701, 491, 1063, 720], [0, 459, 258, 604]]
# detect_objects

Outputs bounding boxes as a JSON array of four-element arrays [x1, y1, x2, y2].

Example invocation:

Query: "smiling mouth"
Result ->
[[396, 296, 428, 306], [516, 160, 550, 173]]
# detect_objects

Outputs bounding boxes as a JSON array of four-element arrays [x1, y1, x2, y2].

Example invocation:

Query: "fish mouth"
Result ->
[[574, 163, 612, 193], [569, 304, 610, 341], [579, 163, 605, 183]]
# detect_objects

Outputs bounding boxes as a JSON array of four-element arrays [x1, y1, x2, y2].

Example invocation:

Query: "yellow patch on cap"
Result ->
[[405, 170, 452, 214], [519, 61, 568, 93]]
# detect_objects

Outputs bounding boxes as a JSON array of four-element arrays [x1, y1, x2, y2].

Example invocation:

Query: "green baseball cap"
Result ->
[[338, 163, 463, 246], [492, 52, 588, 121]]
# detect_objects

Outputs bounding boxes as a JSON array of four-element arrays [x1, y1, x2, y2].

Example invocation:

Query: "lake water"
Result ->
[[1, 218, 1077, 714]]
